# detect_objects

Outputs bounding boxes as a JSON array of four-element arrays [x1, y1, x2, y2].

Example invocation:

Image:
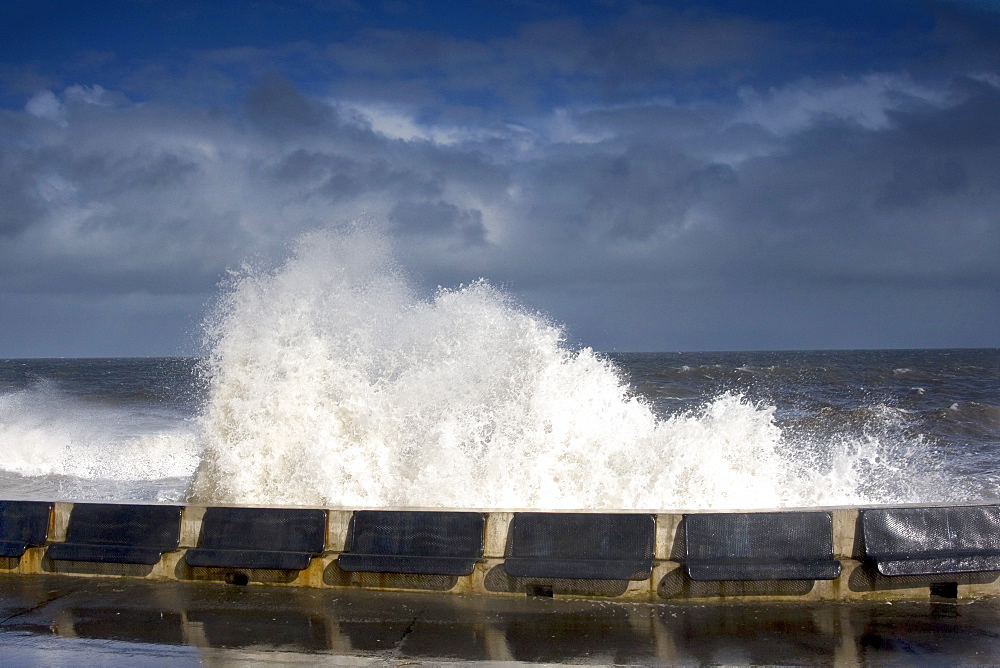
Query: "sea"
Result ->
[[0, 229, 997, 511], [0, 349, 996, 511]]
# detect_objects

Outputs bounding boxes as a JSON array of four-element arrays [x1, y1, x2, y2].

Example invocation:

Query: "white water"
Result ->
[[0, 380, 200, 501], [188, 226, 885, 509]]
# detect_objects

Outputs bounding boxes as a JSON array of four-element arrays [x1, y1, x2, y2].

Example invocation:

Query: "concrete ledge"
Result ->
[[2, 501, 1000, 602]]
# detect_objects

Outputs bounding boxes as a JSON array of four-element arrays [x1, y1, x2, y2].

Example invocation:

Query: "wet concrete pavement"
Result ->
[[2, 574, 1000, 665]]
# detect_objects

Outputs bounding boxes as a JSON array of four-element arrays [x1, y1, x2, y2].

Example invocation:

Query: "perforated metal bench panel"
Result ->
[[503, 513, 654, 580], [46, 503, 182, 565], [337, 510, 485, 576], [184, 507, 327, 571], [684, 512, 841, 581], [185, 548, 317, 570], [0, 500, 52, 558], [861, 505, 1000, 576]]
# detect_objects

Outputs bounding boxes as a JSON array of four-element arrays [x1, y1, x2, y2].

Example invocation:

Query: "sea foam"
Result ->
[[188, 226, 888, 509], [0, 379, 200, 498]]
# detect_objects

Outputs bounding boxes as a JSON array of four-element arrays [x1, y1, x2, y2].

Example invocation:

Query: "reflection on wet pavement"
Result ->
[[2, 574, 1000, 664]]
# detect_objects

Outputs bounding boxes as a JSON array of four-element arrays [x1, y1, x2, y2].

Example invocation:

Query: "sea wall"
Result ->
[[4, 502, 999, 603]]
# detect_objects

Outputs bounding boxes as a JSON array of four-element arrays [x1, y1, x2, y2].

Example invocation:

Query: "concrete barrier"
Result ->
[[3, 501, 1000, 602]]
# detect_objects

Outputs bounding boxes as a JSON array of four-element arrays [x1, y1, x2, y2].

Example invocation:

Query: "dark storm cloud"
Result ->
[[0, 138, 46, 236], [712, 81, 1000, 287], [244, 74, 343, 136], [320, 6, 780, 112], [0, 0, 998, 354], [390, 200, 489, 247], [3, 69, 999, 350], [578, 5, 777, 76], [468, 69, 1000, 348]]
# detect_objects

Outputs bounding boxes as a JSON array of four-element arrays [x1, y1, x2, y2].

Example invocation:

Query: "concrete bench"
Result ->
[[861, 505, 1000, 576], [0, 500, 52, 558], [503, 513, 655, 580], [185, 507, 326, 571], [684, 511, 841, 581], [46, 503, 182, 565], [337, 510, 485, 576]]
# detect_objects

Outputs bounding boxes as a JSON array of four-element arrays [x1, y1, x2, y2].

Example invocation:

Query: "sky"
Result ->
[[1, 0, 999, 356]]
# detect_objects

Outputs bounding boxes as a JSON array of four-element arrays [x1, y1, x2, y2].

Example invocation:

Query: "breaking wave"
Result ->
[[0, 379, 200, 501], [188, 226, 936, 509]]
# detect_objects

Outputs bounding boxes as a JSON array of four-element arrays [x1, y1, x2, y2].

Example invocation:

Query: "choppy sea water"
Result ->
[[0, 349, 996, 509]]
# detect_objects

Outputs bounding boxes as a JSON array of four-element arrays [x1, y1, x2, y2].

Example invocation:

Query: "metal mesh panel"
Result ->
[[186, 507, 326, 571], [657, 567, 815, 598], [484, 564, 629, 597], [324, 560, 458, 591], [503, 513, 654, 580], [337, 510, 484, 575], [184, 565, 300, 584], [47, 503, 181, 565], [195, 507, 326, 552], [185, 548, 313, 570], [0, 501, 51, 557], [46, 544, 167, 566], [861, 505, 1000, 576], [847, 562, 999, 592], [337, 553, 478, 576], [44, 559, 155, 576], [684, 512, 840, 581], [64, 504, 182, 548]]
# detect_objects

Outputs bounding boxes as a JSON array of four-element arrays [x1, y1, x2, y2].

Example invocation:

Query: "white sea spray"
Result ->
[[0, 380, 200, 484], [189, 226, 884, 509]]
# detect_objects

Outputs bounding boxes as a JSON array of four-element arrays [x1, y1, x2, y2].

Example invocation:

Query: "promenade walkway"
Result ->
[[2, 574, 1000, 665]]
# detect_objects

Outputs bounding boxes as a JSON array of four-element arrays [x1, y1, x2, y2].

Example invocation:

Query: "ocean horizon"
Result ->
[[2, 348, 996, 511]]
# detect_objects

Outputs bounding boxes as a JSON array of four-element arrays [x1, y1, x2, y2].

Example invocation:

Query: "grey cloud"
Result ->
[[390, 200, 488, 247], [2, 67, 998, 355], [693, 88, 1000, 288], [0, 76, 516, 305], [486, 73, 1000, 312], [0, 154, 45, 237], [580, 5, 777, 78], [877, 157, 969, 209], [523, 150, 705, 242], [318, 7, 783, 114], [70, 151, 202, 199], [928, 4, 1000, 73], [326, 29, 492, 78], [0, 292, 208, 358], [265, 149, 444, 202], [244, 74, 340, 135], [886, 77, 1000, 151]]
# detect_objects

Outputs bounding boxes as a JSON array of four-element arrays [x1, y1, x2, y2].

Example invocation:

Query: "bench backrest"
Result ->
[[336, 510, 485, 576], [196, 507, 327, 553], [0, 500, 52, 557], [64, 503, 182, 548], [345, 510, 484, 558], [504, 513, 655, 580], [684, 511, 840, 580], [862, 505, 1000, 557], [685, 511, 835, 562]]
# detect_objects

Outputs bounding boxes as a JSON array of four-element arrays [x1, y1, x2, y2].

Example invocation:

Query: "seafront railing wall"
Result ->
[[2, 501, 1000, 602]]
